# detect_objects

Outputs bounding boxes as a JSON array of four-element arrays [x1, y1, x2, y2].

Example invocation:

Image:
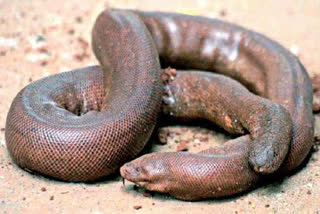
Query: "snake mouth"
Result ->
[[122, 177, 149, 189]]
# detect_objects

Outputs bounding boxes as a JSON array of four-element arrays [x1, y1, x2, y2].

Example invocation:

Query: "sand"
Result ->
[[0, 0, 319, 213]]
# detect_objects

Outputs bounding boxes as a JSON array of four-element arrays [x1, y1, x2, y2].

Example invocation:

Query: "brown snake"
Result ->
[[5, 9, 313, 200]]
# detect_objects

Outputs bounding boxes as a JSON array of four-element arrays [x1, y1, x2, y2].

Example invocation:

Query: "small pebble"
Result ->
[[313, 103, 320, 113], [40, 61, 48, 67], [158, 129, 170, 144], [41, 187, 46, 192], [219, 9, 227, 17], [36, 35, 46, 42], [289, 44, 299, 56], [68, 29, 75, 35], [78, 37, 89, 49], [38, 46, 49, 54], [177, 141, 188, 151], [143, 192, 152, 198], [75, 16, 82, 23], [133, 205, 142, 210]]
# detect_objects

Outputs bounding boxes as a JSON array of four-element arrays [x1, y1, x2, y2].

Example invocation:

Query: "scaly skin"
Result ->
[[5, 9, 313, 200], [121, 10, 313, 200], [121, 71, 293, 200], [5, 10, 162, 181]]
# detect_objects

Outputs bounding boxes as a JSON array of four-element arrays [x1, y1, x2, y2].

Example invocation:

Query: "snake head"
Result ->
[[120, 153, 174, 193]]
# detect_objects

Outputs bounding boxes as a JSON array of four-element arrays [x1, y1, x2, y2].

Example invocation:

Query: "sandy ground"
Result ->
[[1, 0, 320, 213]]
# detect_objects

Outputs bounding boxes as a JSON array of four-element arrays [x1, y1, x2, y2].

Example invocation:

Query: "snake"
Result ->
[[5, 9, 313, 201]]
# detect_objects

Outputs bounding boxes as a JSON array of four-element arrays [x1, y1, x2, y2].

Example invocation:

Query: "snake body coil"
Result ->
[[5, 9, 313, 200]]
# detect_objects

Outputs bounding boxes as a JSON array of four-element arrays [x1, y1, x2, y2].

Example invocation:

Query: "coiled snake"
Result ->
[[5, 9, 313, 201]]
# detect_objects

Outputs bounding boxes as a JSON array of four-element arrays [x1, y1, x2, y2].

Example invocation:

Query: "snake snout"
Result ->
[[120, 153, 170, 186], [120, 162, 149, 183]]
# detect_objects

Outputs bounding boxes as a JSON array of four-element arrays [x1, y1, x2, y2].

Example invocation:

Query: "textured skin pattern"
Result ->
[[5, 10, 162, 181], [120, 11, 314, 200], [5, 9, 313, 200], [121, 71, 294, 200]]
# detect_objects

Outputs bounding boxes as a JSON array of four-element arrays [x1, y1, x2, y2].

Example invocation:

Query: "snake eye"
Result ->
[[135, 166, 142, 173]]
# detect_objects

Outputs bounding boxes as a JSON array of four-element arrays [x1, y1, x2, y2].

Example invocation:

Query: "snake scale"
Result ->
[[5, 9, 313, 200]]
